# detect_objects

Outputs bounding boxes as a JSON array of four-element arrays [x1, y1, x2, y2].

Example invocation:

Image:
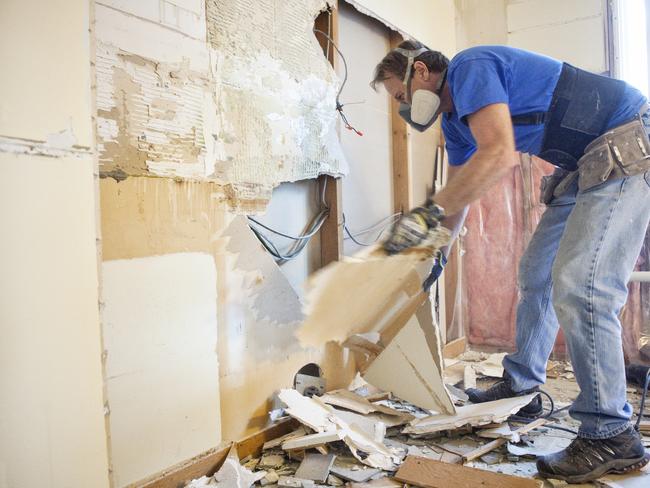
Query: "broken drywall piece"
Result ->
[[297, 230, 450, 348], [264, 426, 309, 450], [214, 445, 266, 488], [403, 394, 538, 436], [363, 316, 455, 415], [477, 424, 520, 443], [463, 365, 477, 389], [295, 453, 336, 482], [395, 456, 542, 488], [321, 389, 411, 419], [278, 389, 337, 433], [330, 457, 381, 483], [278, 389, 399, 471], [282, 431, 344, 451]]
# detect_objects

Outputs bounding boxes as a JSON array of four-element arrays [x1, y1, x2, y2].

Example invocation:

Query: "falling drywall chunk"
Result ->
[[403, 394, 538, 436], [298, 230, 450, 348], [363, 316, 455, 415], [214, 445, 266, 488]]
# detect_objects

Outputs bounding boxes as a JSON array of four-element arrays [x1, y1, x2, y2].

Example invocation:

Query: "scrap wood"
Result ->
[[395, 455, 542, 488], [462, 418, 548, 463], [343, 335, 385, 357], [477, 423, 521, 442], [403, 394, 538, 436], [442, 337, 466, 359]]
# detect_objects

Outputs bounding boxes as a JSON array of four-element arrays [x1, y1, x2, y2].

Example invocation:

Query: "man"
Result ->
[[372, 41, 650, 483]]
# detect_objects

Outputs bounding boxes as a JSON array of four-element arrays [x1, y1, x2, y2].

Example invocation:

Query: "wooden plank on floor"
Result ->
[[442, 337, 466, 359], [389, 31, 410, 214], [395, 456, 542, 488]]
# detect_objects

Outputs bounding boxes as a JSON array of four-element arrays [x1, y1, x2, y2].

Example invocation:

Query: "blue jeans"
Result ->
[[503, 169, 650, 439]]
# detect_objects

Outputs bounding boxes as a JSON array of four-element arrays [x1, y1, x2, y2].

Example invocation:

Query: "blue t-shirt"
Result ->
[[442, 46, 646, 165]]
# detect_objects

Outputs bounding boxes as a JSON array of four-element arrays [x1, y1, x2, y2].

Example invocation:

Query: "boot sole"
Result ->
[[537, 452, 650, 484]]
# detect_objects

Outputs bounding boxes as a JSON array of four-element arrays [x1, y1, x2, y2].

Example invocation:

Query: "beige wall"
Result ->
[[0, 2, 110, 486]]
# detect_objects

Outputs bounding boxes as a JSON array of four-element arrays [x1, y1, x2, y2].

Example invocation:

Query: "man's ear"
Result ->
[[413, 60, 430, 81]]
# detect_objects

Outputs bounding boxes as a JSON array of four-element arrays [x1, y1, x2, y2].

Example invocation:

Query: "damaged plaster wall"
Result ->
[[95, 0, 347, 208], [99, 177, 357, 483], [0, 1, 110, 487]]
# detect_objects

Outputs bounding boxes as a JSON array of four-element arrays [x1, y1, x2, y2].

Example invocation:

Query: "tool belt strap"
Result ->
[[577, 114, 650, 191]]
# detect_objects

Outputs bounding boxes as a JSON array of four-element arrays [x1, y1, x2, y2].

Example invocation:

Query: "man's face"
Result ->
[[382, 61, 438, 106]]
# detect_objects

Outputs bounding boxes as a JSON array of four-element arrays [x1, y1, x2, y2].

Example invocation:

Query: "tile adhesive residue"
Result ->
[[96, 0, 347, 210]]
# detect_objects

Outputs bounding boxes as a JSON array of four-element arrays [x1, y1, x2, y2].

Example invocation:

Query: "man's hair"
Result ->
[[370, 40, 449, 91]]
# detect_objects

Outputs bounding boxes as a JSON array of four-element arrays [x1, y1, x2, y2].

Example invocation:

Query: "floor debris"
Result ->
[[184, 356, 650, 488], [294, 453, 336, 482], [403, 394, 538, 436], [396, 455, 543, 488]]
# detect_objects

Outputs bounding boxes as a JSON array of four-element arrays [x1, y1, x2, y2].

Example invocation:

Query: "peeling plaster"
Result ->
[[94, 0, 347, 210]]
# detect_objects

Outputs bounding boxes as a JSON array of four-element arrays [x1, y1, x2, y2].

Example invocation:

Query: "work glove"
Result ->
[[383, 201, 445, 255], [423, 250, 447, 291]]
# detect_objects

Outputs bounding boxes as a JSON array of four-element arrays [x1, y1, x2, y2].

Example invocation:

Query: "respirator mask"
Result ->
[[395, 47, 447, 132]]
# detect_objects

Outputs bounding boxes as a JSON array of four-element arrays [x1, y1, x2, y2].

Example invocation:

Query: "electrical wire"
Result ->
[[342, 212, 401, 247], [634, 368, 650, 431], [313, 27, 364, 136]]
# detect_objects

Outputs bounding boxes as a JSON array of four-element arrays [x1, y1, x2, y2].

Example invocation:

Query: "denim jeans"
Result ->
[[503, 169, 650, 439]]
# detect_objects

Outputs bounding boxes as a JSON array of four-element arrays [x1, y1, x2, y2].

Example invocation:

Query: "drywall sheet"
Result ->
[[363, 316, 455, 414], [95, 0, 347, 207], [206, 0, 347, 202], [102, 252, 221, 487], [0, 153, 109, 488], [0, 0, 93, 147]]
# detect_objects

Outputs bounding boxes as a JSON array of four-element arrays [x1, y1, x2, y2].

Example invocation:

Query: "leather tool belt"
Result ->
[[540, 110, 650, 204]]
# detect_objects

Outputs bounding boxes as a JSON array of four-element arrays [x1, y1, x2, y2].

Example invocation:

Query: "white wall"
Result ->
[[338, 1, 395, 255], [0, 1, 110, 487], [507, 0, 607, 73], [0, 153, 109, 488], [348, 0, 457, 56], [102, 253, 221, 487]]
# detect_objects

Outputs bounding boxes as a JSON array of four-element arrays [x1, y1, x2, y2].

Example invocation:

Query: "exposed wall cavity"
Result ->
[[94, 0, 347, 209]]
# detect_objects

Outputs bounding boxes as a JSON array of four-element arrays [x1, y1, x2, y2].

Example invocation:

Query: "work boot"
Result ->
[[465, 375, 543, 417], [537, 425, 650, 483]]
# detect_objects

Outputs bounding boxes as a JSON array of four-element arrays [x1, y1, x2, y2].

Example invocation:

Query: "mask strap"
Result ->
[[394, 47, 429, 86]]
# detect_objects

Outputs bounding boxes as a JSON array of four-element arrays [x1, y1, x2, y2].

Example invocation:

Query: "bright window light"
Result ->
[[615, 0, 649, 96]]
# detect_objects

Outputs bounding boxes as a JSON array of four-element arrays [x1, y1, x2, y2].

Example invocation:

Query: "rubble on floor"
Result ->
[[185, 355, 650, 488]]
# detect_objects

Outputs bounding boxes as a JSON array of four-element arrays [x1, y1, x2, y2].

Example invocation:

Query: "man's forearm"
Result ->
[[433, 148, 518, 216], [440, 205, 469, 255]]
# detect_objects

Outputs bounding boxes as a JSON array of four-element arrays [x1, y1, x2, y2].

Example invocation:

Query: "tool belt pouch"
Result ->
[[540, 168, 569, 204], [577, 117, 650, 191]]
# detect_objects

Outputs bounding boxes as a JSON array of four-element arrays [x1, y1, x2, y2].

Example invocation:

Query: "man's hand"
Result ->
[[383, 202, 445, 255]]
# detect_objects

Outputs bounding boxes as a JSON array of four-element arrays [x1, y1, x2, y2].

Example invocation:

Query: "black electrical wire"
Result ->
[[634, 368, 650, 431]]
